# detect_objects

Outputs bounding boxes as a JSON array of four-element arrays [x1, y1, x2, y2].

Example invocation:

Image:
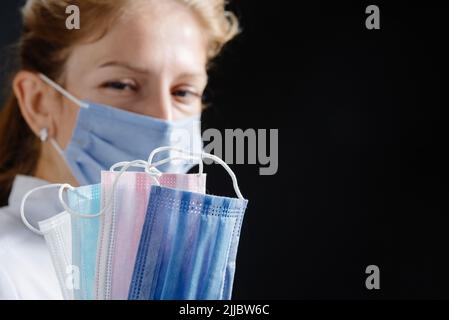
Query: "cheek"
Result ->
[[56, 103, 80, 148]]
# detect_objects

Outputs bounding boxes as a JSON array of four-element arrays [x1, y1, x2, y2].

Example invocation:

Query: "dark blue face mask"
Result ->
[[128, 153, 248, 300], [38, 74, 203, 186]]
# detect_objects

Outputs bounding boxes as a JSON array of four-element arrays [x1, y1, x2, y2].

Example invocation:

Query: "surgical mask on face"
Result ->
[[38, 74, 203, 186]]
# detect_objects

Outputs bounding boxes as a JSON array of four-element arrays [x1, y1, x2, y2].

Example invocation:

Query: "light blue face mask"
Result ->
[[67, 183, 101, 300], [39, 74, 203, 186], [128, 153, 248, 300]]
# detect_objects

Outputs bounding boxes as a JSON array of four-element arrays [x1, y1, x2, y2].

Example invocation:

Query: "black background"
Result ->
[[1, 0, 447, 299]]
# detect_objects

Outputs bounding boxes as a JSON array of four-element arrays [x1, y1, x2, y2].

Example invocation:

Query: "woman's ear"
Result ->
[[13, 71, 59, 138]]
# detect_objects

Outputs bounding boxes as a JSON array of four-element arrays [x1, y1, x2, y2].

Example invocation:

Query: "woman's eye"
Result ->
[[173, 90, 189, 97], [102, 81, 137, 91], [173, 89, 202, 103]]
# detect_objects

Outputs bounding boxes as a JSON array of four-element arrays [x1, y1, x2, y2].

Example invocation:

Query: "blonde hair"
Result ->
[[0, 0, 239, 206], [181, 0, 239, 58]]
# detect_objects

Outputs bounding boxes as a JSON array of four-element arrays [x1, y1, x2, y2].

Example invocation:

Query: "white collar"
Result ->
[[8, 175, 64, 230]]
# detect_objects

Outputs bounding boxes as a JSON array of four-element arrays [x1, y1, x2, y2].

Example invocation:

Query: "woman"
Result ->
[[0, 0, 238, 299]]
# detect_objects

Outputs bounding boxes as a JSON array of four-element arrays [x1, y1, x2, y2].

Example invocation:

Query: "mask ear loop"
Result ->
[[39, 74, 89, 109], [147, 146, 204, 175], [110, 156, 203, 176], [147, 155, 204, 175], [200, 152, 245, 200], [148, 146, 244, 200], [20, 184, 70, 236], [59, 160, 161, 219], [109, 160, 157, 174]]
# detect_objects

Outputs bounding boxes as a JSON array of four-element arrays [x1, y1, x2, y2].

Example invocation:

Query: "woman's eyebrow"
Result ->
[[177, 72, 208, 82], [97, 61, 208, 80], [97, 61, 148, 74]]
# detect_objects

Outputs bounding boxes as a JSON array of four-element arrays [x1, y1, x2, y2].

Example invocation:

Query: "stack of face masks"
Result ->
[[21, 147, 248, 300]]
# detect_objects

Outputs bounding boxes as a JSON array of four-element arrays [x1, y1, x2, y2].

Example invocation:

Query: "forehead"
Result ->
[[66, 1, 208, 76]]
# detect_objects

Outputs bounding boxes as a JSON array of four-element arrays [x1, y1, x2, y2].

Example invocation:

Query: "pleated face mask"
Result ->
[[128, 152, 248, 300], [21, 186, 74, 300], [94, 152, 207, 300], [66, 184, 101, 300]]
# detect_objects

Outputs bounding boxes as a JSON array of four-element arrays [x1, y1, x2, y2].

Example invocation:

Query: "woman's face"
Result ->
[[57, 0, 208, 148]]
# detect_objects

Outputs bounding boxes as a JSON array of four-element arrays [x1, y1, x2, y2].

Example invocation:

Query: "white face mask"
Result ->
[[39, 74, 203, 186], [38, 211, 75, 300], [20, 184, 75, 300]]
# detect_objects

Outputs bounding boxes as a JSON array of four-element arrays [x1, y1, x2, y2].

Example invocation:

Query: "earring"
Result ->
[[39, 128, 49, 142]]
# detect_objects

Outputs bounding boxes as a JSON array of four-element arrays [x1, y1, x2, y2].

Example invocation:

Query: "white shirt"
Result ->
[[0, 175, 63, 300]]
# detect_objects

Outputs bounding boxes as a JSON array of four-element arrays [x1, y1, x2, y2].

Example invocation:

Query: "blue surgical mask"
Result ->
[[39, 74, 203, 186], [128, 153, 248, 300]]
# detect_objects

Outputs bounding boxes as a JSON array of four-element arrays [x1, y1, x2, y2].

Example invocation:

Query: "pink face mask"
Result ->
[[96, 158, 207, 300]]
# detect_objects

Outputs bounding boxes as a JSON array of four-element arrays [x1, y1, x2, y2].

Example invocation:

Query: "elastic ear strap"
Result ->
[[110, 160, 153, 172], [60, 160, 160, 219], [21, 184, 65, 236], [110, 160, 163, 179], [201, 152, 245, 200], [50, 139, 65, 157], [151, 147, 244, 199], [39, 74, 89, 109], [148, 155, 204, 174], [110, 155, 204, 177], [148, 146, 204, 174]]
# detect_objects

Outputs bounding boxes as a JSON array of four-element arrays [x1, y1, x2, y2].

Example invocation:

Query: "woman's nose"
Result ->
[[145, 89, 173, 121]]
